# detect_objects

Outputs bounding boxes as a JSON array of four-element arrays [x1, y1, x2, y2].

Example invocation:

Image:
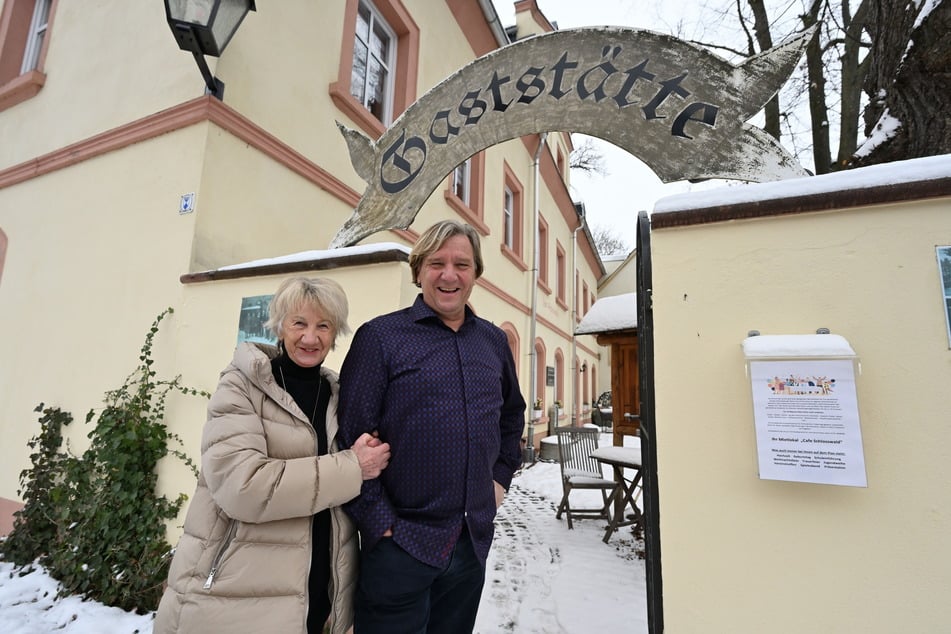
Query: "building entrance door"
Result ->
[[614, 340, 640, 441]]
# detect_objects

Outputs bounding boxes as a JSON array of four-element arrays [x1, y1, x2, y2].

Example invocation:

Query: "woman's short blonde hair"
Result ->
[[263, 277, 351, 347], [408, 220, 484, 286]]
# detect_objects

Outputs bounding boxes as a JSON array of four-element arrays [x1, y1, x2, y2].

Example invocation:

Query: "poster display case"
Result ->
[[743, 333, 867, 487]]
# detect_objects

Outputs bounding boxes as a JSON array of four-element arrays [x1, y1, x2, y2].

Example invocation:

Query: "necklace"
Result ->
[[278, 365, 323, 423]]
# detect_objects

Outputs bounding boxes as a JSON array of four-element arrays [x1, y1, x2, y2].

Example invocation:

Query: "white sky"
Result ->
[[0, 434, 647, 634]]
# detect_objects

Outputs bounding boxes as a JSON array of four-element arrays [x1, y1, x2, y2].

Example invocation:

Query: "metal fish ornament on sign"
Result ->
[[330, 26, 816, 248]]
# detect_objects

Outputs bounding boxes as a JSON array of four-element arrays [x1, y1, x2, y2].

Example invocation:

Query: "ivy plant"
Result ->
[[0, 404, 72, 569], [0, 308, 208, 613]]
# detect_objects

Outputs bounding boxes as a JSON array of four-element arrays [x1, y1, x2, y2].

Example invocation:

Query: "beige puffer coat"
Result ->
[[154, 343, 363, 634]]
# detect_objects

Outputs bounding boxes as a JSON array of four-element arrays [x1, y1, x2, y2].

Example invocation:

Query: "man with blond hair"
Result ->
[[338, 220, 525, 633]]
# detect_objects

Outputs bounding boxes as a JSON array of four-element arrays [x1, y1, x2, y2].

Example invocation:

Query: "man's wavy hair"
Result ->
[[409, 220, 484, 286]]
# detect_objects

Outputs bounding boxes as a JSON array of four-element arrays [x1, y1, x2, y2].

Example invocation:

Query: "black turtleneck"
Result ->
[[270, 352, 332, 633], [271, 353, 330, 455]]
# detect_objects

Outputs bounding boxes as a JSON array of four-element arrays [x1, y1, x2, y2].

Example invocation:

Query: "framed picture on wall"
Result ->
[[938, 246, 951, 347], [237, 294, 276, 345]]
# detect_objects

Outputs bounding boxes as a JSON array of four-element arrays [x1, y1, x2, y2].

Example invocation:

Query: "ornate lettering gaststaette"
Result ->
[[331, 26, 815, 248]]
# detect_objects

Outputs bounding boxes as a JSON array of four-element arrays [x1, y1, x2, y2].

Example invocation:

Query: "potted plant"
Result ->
[[531, 398, 543, 420]]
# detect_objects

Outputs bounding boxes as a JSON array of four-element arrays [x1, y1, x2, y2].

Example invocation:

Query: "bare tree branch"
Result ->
[[569, 138, 608, 176], [590, 225, 631, 257]]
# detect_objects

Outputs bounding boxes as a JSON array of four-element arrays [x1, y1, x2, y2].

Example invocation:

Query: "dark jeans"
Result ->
[[354, 527, 486, 634]]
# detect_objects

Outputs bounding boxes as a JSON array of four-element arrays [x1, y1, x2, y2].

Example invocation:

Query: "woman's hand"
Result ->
[[352, 432, 391, 480]]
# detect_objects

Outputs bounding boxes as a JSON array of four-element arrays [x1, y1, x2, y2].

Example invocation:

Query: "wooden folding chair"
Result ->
[[555, 427, 616, 529]]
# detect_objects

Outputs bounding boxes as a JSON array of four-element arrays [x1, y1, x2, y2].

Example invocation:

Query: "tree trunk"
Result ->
[[802, 0, 833, 174], [854, 0, 951, 166], [834, 0, 870, 169], [747, 0, 781, 140]]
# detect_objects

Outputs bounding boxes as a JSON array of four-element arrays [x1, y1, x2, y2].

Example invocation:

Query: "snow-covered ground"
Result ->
[[1, 434, 646, 634]]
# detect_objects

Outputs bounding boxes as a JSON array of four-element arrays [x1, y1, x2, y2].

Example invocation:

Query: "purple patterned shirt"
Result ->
[[337, 295, 525, 568]]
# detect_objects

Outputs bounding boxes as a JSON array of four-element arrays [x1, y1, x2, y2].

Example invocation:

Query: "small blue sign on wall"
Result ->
[[179, 192, 196, 214]]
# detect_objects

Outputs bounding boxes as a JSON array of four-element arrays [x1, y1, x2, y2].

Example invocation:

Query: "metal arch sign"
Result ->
[[330, 26, 815, 248]]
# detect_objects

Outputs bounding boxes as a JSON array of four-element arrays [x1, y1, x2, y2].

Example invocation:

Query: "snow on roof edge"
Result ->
[[654, 154, 951, 214], [216, 242, 411, 272], [742, 334, 856, 358], [575, 292, 637, 335]]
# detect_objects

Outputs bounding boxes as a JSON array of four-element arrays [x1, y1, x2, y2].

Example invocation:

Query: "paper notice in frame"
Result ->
[[748, 358, 867, 487]]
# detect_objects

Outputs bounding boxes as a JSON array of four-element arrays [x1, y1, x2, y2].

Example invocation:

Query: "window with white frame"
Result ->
[[538, 221, 549, 285], [350, 0, 396, 125], [938, 246, 951, 346], [20, 0, 50, 74], [452, 159, 471, 206], [503, 186, 515, 249], [556, 246, 566, 302]]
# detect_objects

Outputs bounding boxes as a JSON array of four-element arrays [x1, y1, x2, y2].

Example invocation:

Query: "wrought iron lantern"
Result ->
[[164, 0, 256, 99]]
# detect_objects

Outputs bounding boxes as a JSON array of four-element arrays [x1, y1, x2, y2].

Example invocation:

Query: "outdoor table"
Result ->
[[590, 445, 643, 543]]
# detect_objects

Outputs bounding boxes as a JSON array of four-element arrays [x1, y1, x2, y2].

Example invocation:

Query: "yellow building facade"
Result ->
[[0, 0, 605, 534], [648, 160, 951, 633]]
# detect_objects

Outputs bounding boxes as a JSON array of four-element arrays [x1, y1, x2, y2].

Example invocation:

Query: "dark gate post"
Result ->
[[637, 210, 663, 633]]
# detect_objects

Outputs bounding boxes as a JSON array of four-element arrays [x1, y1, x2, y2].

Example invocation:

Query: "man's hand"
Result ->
[[494, 481, 506, 508], [352, 432, 391, 480]]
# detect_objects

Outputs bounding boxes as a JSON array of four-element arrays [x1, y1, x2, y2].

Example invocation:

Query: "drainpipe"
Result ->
[[570, 207, 585, 426], [525, 132, 548, 465], [476, 0, 510, 47]]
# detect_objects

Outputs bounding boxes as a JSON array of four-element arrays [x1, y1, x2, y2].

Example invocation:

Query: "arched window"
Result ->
[[574, 357, 582, 422], [533, 338, 546, 408], [588, 366, 595, 408], [499, 322, 520, 378], [554, 348, 564, 408], [581, 364, 594, 405]]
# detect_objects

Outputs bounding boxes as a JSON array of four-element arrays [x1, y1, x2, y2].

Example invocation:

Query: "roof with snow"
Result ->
[[651, 154, 951, 228], [181, 242, 411, 284], [575, 292, 637, 335]]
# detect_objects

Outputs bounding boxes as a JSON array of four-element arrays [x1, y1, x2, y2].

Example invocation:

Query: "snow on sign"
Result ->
[[743, 334, 868, 487]]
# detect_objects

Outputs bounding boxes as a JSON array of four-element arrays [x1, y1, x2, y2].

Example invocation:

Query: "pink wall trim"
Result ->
[[445, 0, 499, 56], [0, 96, 362, 208], [0, 496, 24, 537]]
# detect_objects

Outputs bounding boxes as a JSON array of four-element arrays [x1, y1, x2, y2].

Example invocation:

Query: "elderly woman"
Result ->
[[155, 277, 390, 634]]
